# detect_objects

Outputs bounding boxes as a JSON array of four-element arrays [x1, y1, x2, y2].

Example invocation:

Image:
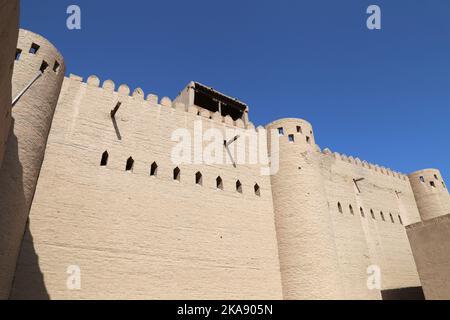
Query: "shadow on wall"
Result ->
[[0, 119, 49, 300], [10, 222, 50, 300]]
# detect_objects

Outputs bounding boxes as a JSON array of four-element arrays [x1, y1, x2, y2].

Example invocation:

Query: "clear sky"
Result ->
[[21, 0, 450, 181]]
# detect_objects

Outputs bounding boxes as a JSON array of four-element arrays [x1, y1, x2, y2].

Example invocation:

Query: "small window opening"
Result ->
[[29, 43, 40, 54], [349, 205, 354, 215], [434, 174, 439, 180], [398, 215, 403, 225], [15, 49, 22, 61], [288, 134, 295, 142], [125, 157, 134, 171], [53, 60, 60, 72], [254, 184, 261, 196], [195, 171, 203, 186], [296, 126, 302, 133], [419, 176, 425, 183], [390, 213, 394, 223], [173, 167, 181, 181], [216, 176, 223, 190], [278, 127, 284, 136], [306, 136, 311, 144], [40, 60, 49, 73], [380, 211, 385, 221], [150, 162, 158, 176], [100, 151, 108, 166], [236, 180, 243, 193], [371, 209, 375, 220], [360, 207, 365, 218], [430, 181, 436, 188], [338, 202, 343, 213]]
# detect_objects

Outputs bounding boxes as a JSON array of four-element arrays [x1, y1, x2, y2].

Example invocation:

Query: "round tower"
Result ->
[[267, 118, 343, 299], [0, 29, 65, 299], [408, 169, 450, 221]]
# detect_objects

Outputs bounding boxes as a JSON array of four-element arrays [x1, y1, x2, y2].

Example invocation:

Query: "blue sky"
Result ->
[[21, 0, 449, 180]]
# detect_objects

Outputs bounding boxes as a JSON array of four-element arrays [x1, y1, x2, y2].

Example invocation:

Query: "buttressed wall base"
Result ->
[[0, 22, 449, 300]]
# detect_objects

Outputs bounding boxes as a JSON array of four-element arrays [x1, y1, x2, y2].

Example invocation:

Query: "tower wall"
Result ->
[[408, 169, 449, 221], [0, 29, 65, 299], [0, 0, 19, 166], [267, 118, 344, 299], [10, 75, 283, 299], [320, 150, 421, 299]]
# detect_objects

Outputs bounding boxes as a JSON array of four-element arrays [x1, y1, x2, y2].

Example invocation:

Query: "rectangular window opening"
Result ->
[[40, 60, 49, 73], [53, 61, 60, 72], [30, 43, 40, 54], [15, 49, 22, 61], [288, 134, 295, 142]]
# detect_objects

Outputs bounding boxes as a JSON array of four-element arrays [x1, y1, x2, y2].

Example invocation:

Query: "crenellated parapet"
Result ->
[[321, 148, 409, 181], [67, 75, 255, 130]]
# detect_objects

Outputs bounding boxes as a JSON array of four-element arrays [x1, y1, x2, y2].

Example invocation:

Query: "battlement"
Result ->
[[321, 148, 409, 181], [68, 74, 254, 130]]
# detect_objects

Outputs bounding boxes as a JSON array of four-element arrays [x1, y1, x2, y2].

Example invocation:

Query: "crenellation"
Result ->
[[102, 79, 115, 91], [1, 26, 448, 300]]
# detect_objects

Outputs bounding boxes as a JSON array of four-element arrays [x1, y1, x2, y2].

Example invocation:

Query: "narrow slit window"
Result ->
[[288, 134, 295, 143], [15, 49, 22, 61], [216, 176, 223, 190], [306, 136, 311, 144], [40, 60, 49, 73], [390, 213, 395, 223], [434, 174, 439, 180], [349, 205, 354, 215], [430, 181, 436, 188], [29, 43, 40, 54], [278, 127, 284, 136], [125, 157, 134, 171], [195, 171, 203, 186], [53, 60, 60, 72], [371, 209, 375, 220], [100, 151, 108, 166], [254, 183, 261, 196], [360, 207, 365, 218], [338, 202, 343, 213], [380, 211, 385, 221], [173, 167, 181, 181], [236, 180, 243, 193], [296, 126, 302, 133], [398, 215, 403, 225], [150, 162, 158, 176], [419, 176, 425, 183]]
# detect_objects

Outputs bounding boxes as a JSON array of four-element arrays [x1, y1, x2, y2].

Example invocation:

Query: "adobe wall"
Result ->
[[267, 119, 421, 300], [0, 30, 65, 299], [320, 150, 422, 299], [267, 118, 344, 299], [10, 75, 283, 299], [406, 214, 450, 299], [408, 169, 449, 221], [0, 0, 19, 166], [0, 29, 65, 299]]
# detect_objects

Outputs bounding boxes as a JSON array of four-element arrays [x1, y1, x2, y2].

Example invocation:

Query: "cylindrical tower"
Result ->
[[0, 0, 19, 166], [0, 29, 65, 299], [267, 118, 343, 299], [408, 169, 450, 221]]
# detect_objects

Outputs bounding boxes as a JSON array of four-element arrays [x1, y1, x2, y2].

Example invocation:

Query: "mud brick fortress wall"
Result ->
[[0, 18, 449, 299]]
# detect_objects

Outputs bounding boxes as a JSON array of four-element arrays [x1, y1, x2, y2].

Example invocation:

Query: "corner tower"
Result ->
[[408, 169, 450, 221], [267, 118, 343, 299], [0, 29, 65, 299]]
